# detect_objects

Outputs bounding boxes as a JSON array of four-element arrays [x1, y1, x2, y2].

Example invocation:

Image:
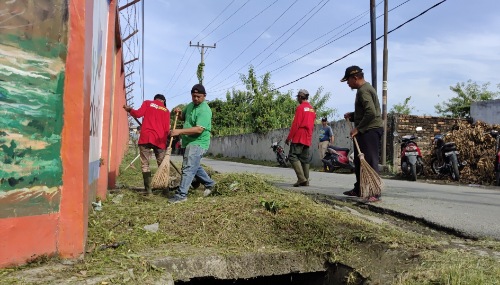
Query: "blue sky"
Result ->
[[124, 0, 500, 120]]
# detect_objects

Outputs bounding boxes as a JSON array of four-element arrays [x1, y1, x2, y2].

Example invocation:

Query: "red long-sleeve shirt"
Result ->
[[130, 99, 170, 149], [287, 101, 316, 146]]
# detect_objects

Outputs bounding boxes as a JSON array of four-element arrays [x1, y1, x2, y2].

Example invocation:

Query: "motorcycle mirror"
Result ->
[[415, 127, 423, 132], [491, 130, 499, 137]]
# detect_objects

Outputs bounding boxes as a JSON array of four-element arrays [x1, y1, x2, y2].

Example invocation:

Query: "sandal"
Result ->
[[366, 196, 381, 203], [343, 190, 358, 197]]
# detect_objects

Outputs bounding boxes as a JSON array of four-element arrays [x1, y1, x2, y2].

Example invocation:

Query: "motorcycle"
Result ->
[[430, 132, 467, 181], [322, 144, 355, 173], [394, 127, 425, 181], [271, 140, 289, 167], [487, 129, 500, 186]]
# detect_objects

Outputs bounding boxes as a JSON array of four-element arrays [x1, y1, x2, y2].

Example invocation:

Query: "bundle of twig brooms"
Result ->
[[347, 119, 383, 199], [151, 115, 178, 189]]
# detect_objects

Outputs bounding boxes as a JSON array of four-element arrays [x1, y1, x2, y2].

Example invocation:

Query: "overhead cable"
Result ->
[[273, 0, 448, 90]]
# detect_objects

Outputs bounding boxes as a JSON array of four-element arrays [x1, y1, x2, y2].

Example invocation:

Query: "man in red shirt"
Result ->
[[123, 94, 170, 195], [286, 89, 316, 187]]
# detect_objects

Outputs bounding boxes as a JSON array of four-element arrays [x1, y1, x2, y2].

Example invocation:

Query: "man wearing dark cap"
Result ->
[[169, 84, 215, 203], [123, 94, 171, 195], [318, 117, 334, 171], [286, 89, 316, 187], [341, 66, 383, 202]]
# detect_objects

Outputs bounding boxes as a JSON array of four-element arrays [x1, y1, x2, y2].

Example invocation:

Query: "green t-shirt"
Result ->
[[181, 101, 212, 150]]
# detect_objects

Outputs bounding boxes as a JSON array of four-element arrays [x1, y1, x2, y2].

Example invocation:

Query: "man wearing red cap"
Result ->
[[286, 89, 316, 187]]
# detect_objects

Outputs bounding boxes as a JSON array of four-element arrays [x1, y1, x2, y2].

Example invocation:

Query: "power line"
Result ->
[[198, 0, 251, 42], [209, 0, 330, 90], [207, 0, 387, 93], [273, 0, 448, 91], [191, 0, 237, 42], [215, 0, 279, 43], [266, 0, 409, 77], [162, 46, 189, 93], [205, 0, 300, 85]]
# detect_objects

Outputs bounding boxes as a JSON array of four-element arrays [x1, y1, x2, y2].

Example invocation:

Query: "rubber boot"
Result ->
[[301, 163, 310, 186], [142, 172, 152, 195], [291, 161, 307, 187]]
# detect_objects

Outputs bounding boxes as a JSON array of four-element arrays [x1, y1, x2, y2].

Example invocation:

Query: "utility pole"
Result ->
[[381, 0, 389, 165], [189, 41, 216, 85], [370, 0, 377, 91]]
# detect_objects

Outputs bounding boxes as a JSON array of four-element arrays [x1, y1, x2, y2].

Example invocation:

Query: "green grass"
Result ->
[[2, 148, 500, 285]]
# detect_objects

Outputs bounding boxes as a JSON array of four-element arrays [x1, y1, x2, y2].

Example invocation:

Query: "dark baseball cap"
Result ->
[[340, 65, 363, 82], [191, 84, 206, 94]]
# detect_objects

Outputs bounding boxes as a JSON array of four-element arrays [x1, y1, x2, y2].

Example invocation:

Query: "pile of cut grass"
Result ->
[[3, 152, 500, 284]]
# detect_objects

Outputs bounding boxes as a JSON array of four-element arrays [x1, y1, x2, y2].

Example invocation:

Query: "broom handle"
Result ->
[[168, 115, 178, 149], [346, 118, 363, 155]]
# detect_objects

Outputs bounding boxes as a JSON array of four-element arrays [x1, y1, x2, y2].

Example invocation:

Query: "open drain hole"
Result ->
[[176, 263, 366, 285]]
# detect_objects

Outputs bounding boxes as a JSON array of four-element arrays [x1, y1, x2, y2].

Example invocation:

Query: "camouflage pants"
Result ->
[[139, 143, 166, 172]]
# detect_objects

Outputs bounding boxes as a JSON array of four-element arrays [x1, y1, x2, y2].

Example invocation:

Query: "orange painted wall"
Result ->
[[97, 0, 118, 199], [0, 0, 128, 268]]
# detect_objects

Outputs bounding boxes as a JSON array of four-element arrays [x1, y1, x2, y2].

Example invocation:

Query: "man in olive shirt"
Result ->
[[169, 84, 215, 203], [341, 66, 383, 202]]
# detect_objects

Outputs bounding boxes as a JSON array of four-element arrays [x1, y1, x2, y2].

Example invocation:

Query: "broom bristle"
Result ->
[[359, 156, 383, 198], [151, 148, 172, 189]]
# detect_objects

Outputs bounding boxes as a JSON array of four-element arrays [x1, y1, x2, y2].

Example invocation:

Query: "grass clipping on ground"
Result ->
[[3, 161, 500, 284], [85, 170, 500, 284]]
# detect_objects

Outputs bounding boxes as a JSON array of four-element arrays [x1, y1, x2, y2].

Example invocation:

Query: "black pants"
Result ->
[[353, 127, 383, 195]]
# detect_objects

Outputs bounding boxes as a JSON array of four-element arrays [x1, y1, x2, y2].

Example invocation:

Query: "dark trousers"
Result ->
[[353, 127, 383, 194]]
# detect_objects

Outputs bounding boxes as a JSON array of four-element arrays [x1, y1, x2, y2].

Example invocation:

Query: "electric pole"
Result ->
[[370, 0, 377, 92], [381, 0, 389, 165], [189, 41, 216, 85]]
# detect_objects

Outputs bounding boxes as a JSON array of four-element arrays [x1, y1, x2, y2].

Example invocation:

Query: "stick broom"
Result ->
[[347, 119, 383, 199], [151, 115, 178, 189]]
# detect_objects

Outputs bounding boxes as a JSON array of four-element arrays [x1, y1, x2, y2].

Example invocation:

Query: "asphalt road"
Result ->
[[172, 156, 500, 240]]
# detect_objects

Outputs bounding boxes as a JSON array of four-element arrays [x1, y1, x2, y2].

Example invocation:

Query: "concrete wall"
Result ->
[[471, 99, 500, 125], [0, 0, 129, 267], [209, 115, 465, 171], [208, 120, 354, 167]]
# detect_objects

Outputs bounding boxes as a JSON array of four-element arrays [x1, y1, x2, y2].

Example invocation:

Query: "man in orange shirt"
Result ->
[[286, 89, 316, 187]]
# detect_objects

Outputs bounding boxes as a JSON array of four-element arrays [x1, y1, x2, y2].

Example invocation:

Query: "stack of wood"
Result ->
[[436, 120, 500, 185]]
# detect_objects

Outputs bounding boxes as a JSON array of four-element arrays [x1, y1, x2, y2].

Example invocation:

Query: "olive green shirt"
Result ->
[[349, 82, 383, 134], [181, 101, 212, 150]]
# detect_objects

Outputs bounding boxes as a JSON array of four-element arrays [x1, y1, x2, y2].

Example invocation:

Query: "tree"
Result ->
[[435, 80, 500, 118], [309, 87, 337, 120], [389, 96, 415, 115], [208, 66, 335, 135]]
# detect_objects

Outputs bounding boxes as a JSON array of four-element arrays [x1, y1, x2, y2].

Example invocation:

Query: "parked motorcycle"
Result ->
[[394, 127, 425, 181], [430, 132, 466, 181], [487, 129, 500, 186], [271, 140, 289, 167], [322, 144, 355, 173]]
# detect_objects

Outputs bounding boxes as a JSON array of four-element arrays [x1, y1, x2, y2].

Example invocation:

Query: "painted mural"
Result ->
[[0, 0, 68, 218], [87, 0, 109, 197]]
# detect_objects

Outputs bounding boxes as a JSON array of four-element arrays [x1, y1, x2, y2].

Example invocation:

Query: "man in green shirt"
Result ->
[[169, 84, 215, 203], [341, 66, 383, 202]]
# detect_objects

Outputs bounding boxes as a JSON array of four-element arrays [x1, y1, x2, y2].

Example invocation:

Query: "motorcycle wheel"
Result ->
[[430, 159, 439, 174], [495, 171, 500, 186], [450, 154, 460, 181], [409, 163, 417, 181], [277, 153, 287, 167], [417, 158, 425, 176]]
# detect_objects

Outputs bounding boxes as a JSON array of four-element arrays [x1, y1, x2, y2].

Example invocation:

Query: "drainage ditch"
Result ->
[[176, 263, 366, 285]]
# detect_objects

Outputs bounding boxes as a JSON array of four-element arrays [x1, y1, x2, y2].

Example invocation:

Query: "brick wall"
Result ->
[[387, 114, 468, 171]]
